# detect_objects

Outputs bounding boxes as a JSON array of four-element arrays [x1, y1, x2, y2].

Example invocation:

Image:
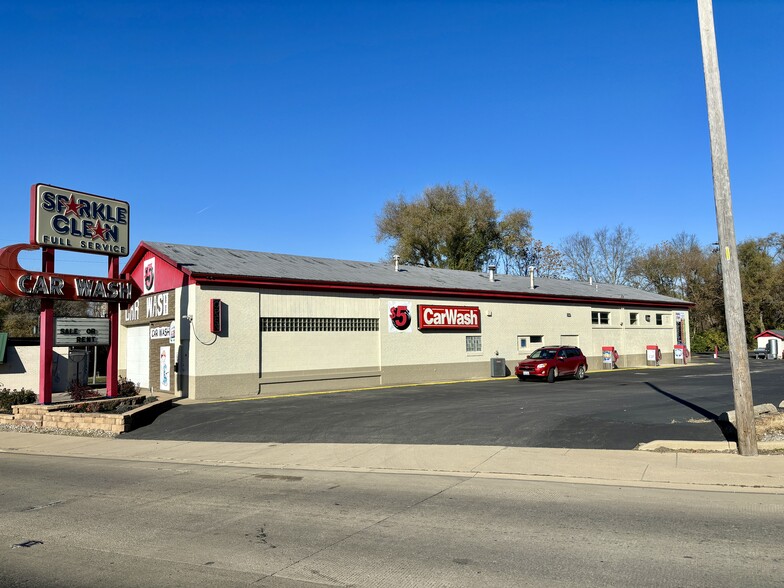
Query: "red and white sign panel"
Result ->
[[0, 243, 137, 303], [417, 305, 481, 330]]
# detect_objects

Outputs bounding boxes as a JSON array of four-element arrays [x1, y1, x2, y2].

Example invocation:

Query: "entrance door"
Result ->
[[126, 325, 150, 389]]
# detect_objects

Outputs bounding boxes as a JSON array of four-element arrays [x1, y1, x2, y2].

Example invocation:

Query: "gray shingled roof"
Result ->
[[145, 241, 690, 307]]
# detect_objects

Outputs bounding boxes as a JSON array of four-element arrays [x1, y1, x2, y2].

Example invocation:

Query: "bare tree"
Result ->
[[559, 233, 596, 282], [560, 225, 639, 285]]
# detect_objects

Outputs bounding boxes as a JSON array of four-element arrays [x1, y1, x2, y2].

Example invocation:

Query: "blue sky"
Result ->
[[2, 0, 782, 276]]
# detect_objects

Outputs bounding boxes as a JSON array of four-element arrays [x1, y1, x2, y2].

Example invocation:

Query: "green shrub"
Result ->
[[0, 388, 37, 413]]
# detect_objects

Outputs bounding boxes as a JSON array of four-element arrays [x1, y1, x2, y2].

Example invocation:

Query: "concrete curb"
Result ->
[[637, 439, 784, 453]]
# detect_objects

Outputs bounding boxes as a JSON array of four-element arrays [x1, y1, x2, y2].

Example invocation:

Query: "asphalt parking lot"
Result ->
[[123, 358, 784, 450]]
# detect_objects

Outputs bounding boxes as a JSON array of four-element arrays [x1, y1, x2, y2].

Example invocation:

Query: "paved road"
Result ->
[[124, 359, 784, 449], [2, 452, 782, 587]]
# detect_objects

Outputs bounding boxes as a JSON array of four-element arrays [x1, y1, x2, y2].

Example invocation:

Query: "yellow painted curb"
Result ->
[[202, 362, 713, 404]]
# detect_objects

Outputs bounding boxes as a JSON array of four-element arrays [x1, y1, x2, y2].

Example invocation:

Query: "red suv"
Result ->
[[515, 346, 588, 383]]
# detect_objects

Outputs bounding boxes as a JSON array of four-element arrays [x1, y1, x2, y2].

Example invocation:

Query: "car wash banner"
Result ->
[[417, 305, 481, 331]]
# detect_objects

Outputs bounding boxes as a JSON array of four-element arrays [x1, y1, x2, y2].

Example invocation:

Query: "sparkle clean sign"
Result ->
[[30, 184, 130, 256]]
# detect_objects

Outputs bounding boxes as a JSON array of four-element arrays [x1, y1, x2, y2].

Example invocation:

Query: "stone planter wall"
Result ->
[[3, 395, 173, 434]]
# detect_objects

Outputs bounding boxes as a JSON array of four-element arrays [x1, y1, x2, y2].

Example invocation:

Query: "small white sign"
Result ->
[[143, 258, 156, 294], [169, 320, 176, 344], [150, 325, 171, 340], [159, 345, 171, 392], [388, 300, 412, 333]]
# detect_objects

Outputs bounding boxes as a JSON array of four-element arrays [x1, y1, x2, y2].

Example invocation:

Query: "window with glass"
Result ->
[[466, 335, 482, 353], [518, 335, 543, 352], [591, 311, 610, 325]]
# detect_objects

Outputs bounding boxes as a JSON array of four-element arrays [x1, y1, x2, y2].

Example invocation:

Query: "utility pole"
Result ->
[[697, 0, 757, 456]]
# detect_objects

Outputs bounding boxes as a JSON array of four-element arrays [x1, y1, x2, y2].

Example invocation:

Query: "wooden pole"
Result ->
[[697, 0, 757, 456]]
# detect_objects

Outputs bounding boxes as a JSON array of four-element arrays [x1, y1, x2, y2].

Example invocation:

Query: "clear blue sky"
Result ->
[[2, 1, 782, 276]]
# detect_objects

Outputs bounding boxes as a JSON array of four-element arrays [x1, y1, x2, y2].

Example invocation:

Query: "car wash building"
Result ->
[[118, 242, 692, 400]]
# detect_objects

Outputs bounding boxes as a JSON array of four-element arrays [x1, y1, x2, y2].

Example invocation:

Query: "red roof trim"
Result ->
[[754, 330, 784, 340], [122, 242, 197, 286], [123, 241, 192, 277]]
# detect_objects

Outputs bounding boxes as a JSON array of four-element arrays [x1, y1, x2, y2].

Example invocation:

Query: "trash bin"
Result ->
[[491, 357, 506, 377]]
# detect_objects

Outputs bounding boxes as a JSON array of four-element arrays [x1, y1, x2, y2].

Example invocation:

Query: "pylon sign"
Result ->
[[0, 183, 140, 404]]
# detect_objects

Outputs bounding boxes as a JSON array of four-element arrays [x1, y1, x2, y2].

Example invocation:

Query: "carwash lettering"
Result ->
[[418, 305, 480, 330], [40, 190, 128, 254], [15, 273, 133, 301]]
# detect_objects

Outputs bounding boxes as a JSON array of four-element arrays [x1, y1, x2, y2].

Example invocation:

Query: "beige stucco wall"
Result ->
[[261, 290, 380, 374], [118, 280, 691, 399], [754, 335, 783, 358], [173, 285, 261, 399], [378, 298, 689, 380], [254, 293, 690, 394]]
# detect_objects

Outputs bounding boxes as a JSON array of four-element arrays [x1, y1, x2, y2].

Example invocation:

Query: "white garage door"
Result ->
[[126, 326, 150, 389]]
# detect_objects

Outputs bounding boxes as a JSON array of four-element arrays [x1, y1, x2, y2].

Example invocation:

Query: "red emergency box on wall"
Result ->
[[209, 298, 222, 334]]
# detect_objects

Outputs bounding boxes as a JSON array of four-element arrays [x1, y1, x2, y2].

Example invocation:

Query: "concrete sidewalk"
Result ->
[[1, 431, 783, 494]]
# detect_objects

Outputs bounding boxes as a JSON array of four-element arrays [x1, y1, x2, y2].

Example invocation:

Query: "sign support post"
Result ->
[[38, 248, 55, 404], [107, 256, 119, 397]]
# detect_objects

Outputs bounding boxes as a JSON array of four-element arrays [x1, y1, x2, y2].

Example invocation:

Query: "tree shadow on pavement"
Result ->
[[645, 382, 738, 443]]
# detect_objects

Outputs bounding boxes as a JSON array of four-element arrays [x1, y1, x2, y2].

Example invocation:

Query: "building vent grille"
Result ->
[[261, 317, 379, 332]]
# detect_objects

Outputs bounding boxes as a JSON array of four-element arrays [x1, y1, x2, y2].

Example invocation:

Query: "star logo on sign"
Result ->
[[90, 222, 107, 240], [64, 195, 83, 216]]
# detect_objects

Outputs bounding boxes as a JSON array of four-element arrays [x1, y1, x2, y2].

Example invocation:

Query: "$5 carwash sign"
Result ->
[[417, 305, 480, 331]]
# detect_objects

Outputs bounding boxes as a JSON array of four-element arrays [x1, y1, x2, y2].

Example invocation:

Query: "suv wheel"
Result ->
[[547, 367, 557, 383], [575, 365, 586, 380]]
